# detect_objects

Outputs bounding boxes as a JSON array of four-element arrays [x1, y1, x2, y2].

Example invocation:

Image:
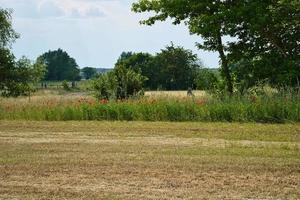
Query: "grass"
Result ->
[[0, 90, 299, 122], [0, 121, 299, 199]]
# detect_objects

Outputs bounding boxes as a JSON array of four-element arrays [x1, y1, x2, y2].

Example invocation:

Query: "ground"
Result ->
[[0, 121, 299, 199]]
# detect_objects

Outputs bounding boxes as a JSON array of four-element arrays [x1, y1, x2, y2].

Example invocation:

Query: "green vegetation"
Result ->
[[0, 8, 45, 97], [132, 0, 300, 93], [81, 67, 97, 80], [38, 49, 81, 81], [117, 43, 201, 90], [93, 64, 147, 100], [1, 90, 299, 122]]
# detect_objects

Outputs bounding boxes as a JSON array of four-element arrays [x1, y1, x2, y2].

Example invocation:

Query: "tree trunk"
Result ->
[[216, 32, 233, 94]]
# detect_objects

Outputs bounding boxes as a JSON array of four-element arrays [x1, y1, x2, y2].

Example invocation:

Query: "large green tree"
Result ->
[[227, 0, 300, 88], [38, 49, 80, 81], [154, 44, 200, 90], [0, 8, 19, 93], [132, 0, 300, 92], [0, 8, 19, 49], [116, 44, 201, 90], [1, 8, 46, 97], [115, 52, 155, 89], [132, 0, 234, 93]]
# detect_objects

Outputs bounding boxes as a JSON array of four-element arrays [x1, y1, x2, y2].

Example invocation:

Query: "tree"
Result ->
[[227, 1, 300, 88], [115, 52, 155, 89], [81, 67, 97, 80], [0, 8, 19, 49], [132, 0, 234, 93], [0, 8, 46, 97], [132, 1, 300, 92], [196, 69, 219, 91], [1, 56, 46, 97], [116, 45, 201, 90], [38, 49, 80, 81], [154, 43, 201, 90], [93, 64, 147, 100]]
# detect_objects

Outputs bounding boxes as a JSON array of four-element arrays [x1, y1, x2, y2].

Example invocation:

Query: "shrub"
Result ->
[[93, 65, 147, 100]]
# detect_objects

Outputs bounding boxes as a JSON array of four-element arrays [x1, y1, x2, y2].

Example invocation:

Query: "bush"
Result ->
[[62, 81, 70, 91], [93, 65, 147, 100]]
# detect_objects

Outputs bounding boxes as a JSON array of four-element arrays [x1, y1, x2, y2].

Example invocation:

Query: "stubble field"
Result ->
[[0, 121, 299, 199]]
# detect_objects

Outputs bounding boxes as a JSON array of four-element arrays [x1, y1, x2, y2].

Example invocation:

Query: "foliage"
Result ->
[[93, 65, 147, 100], [93, 71, 117, 100], [38, 49, 80, 81], [62, 80, 71, 91], [116, 52, 154, 89], [132, 0, 234, 93], [154, 43, 200, 90], [132, 0, 300, 93], [81, 67, 97, 80], [227, 0, 300, 89], [116, 44, 202, 90], [1, 56, 46, 97], [195, 69, 219, 91], [0, 8, 19, 49], [1, 90, 299, 122]]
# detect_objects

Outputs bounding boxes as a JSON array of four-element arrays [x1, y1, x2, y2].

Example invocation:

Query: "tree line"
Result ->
[[132, 0, 300, 93], [1, 0, 299, 98]]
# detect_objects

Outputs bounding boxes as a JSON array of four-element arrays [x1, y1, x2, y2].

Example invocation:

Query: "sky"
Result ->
[[1, 0, 219, 69]]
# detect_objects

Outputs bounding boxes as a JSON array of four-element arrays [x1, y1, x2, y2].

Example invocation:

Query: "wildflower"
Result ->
[[196, 99, 206, 106], [250, 95, 257, 103], [100, 99, 109, 104]]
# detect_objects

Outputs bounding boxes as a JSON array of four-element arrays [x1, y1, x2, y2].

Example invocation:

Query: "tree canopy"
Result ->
[[81, 67, 97, 80], [0, 8, 19, 49], [1, 8, 46, 97], [116, 44, 202, 90], [132, 0, 300, 92], [38, 49, 80, 81]]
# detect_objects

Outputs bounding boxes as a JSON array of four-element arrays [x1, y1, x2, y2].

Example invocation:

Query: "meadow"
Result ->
[[0, 121, 299, 199], [0, 89, 299, 123]]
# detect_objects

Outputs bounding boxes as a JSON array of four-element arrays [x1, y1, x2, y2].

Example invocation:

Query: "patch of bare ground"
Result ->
[[0, 121, 299, 199]]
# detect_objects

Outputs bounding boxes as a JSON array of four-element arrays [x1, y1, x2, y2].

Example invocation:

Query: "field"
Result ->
[[0, 121, 299, 199]]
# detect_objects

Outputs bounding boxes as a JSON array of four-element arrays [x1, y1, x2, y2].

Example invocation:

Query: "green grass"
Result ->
[[0, 121, 299, 199], [0, 89, 299, 122], [0, 95, 299, 122]]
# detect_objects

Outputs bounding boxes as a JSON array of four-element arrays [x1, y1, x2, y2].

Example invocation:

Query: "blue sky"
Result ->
[[1, 0, 219, 68]]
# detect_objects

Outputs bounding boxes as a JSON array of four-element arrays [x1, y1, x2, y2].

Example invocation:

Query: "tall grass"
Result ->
[[0, 89, 299, 122]]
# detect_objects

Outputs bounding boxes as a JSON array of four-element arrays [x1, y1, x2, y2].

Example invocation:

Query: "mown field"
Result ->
[[0, 121, 299, 199]]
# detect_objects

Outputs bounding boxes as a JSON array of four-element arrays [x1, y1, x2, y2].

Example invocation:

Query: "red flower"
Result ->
[[100, 99, 108, 104]]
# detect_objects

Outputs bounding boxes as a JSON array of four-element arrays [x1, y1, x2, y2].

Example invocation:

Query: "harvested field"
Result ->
[[0, 121, 299, 199]]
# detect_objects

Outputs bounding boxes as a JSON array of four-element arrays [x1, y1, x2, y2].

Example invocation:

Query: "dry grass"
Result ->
[[0, 121, 299, 199], [145, 90, 206, 98]]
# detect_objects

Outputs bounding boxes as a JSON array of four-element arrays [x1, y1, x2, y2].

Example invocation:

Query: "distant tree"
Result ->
[[1, 56, 46, 97], [38, 49, 80, 81], [93, 64, 147, 100], [115, 52, 155, 89], [195, 69, 219, 91], [116, 45, 201, 90], [81, 67, 97, 80], [118, 52, 133, 62], [154, 43, 201, 90]]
